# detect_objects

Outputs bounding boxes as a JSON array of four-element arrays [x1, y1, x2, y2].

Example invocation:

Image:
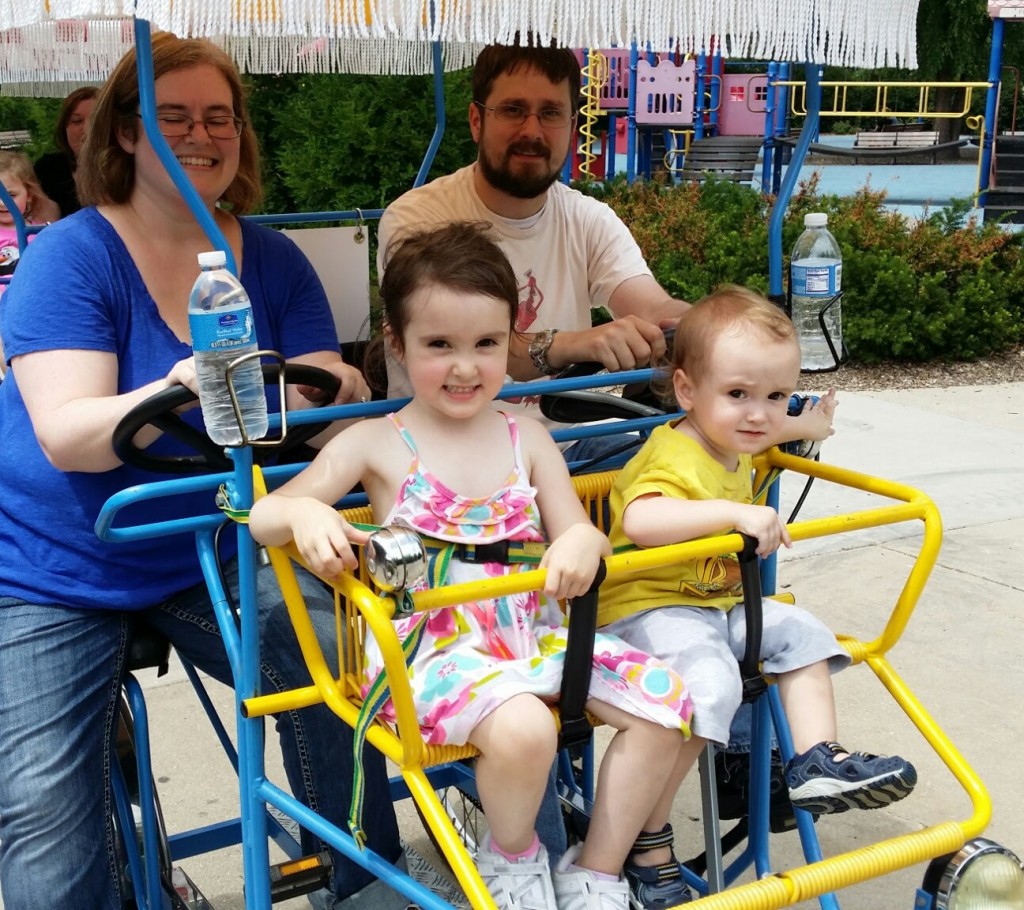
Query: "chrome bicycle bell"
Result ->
[[364, 525, 426, 592]]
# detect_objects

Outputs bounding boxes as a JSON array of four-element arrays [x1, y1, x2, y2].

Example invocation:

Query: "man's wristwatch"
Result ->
[[528, 328, 560, 375]]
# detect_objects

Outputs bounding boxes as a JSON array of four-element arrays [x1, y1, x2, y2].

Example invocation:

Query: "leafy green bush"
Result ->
[[580, 175, 1024, 363], [828, 120, 856, 136]]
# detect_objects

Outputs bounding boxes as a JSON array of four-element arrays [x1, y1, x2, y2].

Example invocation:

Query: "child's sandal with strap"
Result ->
[[623, 824, 692, 908]]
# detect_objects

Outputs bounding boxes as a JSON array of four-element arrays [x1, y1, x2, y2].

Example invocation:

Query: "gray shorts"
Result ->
[[605, 602, 850, 746]]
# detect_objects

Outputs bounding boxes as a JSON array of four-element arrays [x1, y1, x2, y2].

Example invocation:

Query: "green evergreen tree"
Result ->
[[0, 96, 62, 158], [247, 69, 476, 215]]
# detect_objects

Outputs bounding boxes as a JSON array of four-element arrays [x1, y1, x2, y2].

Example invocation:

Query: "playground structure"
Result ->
[[570, 47, 769, 184], [2, 1, 1024, 909], [569, 51, 994, 199]]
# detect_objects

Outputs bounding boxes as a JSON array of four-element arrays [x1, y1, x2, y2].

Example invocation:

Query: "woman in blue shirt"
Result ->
[[0, 33, 405, 910]]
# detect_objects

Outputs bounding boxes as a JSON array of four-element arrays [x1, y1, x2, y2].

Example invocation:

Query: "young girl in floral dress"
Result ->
[[250, 222, 693, 910]]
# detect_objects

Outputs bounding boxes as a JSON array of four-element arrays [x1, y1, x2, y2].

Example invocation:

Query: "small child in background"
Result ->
[[250, 222, 694, 910], [0, 149, 59, 278], [1, 150, 60, 371], [597, 286, 917, 909], [0, 147, 59, 307]]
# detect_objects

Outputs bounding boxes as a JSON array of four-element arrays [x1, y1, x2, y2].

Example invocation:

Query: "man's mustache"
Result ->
[[507, 141, 550, 158]]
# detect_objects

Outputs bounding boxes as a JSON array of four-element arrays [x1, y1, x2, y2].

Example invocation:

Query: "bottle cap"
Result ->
[[197, 250, 228, 268], [804, 213, 828, 227]]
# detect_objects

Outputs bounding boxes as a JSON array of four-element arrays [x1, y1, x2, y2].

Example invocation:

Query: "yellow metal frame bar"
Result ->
[[244, 454, 990, 910], [777, 79, 992, 119], [967, 113, 988, 205]]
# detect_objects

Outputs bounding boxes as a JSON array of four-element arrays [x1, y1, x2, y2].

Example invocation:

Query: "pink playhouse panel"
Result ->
[[635, 58, 696, 125], [575, 48, 635, 110], [717, 73, 768, 136], [990, 1, 1024, 17]]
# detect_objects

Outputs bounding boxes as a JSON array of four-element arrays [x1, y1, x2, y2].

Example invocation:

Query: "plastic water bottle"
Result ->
[[790, 213, 843, 371], [188, 250, 268, 446]]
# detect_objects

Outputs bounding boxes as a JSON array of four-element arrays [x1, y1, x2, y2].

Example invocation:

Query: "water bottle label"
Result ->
[[791, 261, 842, 297], [189, 306, 254, 353]]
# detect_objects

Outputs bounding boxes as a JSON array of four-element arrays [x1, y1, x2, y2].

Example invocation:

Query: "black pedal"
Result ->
[[269, 850, 333, 903]]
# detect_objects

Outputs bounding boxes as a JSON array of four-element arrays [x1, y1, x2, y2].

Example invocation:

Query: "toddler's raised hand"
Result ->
[[290, 500, 371, 578], [732, 503, 792, 557], [540, 523, 610, 601], [800, 388, 838, 441]]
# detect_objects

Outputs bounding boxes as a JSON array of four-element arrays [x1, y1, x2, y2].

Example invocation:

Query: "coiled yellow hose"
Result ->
[[578, 49, 608, 180]]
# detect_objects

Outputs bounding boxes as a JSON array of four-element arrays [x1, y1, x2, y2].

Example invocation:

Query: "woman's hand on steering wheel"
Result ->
[[113, 362, 343, 474], [295, 360, 370, 407], [163, 356, 201, 413]]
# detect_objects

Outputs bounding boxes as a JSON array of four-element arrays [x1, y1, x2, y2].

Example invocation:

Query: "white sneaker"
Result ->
[[476, 835, 558, 910], [552, 844, 630, 910]]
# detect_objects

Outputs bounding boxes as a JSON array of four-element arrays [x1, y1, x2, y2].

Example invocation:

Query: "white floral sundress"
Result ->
[[361, 412, 693, 746]]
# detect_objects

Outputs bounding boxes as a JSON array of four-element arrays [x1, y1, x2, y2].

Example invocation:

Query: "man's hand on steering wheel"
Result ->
[[552, 315, 668, 373]]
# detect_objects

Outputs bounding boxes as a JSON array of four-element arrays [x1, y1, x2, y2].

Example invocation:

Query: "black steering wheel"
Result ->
[[112, 363, 341, 474], [538, 328, 677, 424]]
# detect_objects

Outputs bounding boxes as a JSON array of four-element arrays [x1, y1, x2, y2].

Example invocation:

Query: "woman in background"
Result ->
[[33, 85, 98, 216]]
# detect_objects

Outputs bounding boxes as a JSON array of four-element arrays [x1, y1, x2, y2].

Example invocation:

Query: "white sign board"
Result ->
[[281, 225, 370, 345]]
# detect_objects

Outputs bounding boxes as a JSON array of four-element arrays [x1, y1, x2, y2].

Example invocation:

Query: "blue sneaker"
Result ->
[[785, 741, 917, 815], [623, 824, 691, 909], [623, 859, 692, 908]]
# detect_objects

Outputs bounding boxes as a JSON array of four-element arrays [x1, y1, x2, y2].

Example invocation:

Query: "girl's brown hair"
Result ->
[[380, 221, 519, 350], [76, 33, 261, 213], [361, 222, 518, 395]]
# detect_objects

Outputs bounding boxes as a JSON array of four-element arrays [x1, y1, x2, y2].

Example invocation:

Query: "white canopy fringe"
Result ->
[[1, 0, 920, 95], [135, 0, 920, 68]]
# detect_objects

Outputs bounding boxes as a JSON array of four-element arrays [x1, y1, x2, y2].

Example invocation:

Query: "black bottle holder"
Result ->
[[783, 284, 849, 374]]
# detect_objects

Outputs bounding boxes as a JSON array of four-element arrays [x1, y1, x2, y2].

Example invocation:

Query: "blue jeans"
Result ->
[[0, 558, 403, 910], [563, 432, 644, 474]]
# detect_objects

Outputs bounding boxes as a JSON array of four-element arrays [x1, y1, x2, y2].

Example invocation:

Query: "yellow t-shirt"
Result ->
[[598, 420, 754, 625]]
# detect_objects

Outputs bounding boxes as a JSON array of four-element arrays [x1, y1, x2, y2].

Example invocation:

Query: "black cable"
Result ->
[[212, 518, 242, 627], [786, 456, 820, 525]]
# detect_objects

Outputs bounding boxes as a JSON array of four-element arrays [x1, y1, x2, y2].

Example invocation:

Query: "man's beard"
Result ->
[[477, 139, 565, 200]]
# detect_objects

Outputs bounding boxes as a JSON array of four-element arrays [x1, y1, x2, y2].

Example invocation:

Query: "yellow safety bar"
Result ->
[[245, 453, 991, 910]]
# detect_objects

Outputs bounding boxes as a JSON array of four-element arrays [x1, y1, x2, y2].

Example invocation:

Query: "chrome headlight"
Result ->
[[932, 838, 1024, 909]]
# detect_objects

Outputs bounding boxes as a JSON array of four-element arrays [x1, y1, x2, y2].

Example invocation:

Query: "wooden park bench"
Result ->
[[0, 129, 32, 149], [852, 129, 943, 163], [895, 130, 942, 161], [678, 135, 763, 185], [853, 130, 899, 152]]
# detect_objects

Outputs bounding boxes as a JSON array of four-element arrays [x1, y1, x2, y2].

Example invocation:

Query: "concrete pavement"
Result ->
[[1, 380, 1020, 910]]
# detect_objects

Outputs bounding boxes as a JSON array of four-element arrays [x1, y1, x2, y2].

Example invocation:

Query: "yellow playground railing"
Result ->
[[244, 449, 991, 910], [780, 79, 993, 121]]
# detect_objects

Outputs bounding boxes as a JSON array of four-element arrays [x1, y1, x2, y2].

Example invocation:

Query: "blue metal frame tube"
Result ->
[[762, 63, 778, 191], [626, 43, 638, 184], [981, 17, 1005, 203], [768, 64, 821, 298], [695, 51, 707, 141], [415, 39, 447, 188], [133, 19, 235, 273], [224, 445, 273, 909]]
